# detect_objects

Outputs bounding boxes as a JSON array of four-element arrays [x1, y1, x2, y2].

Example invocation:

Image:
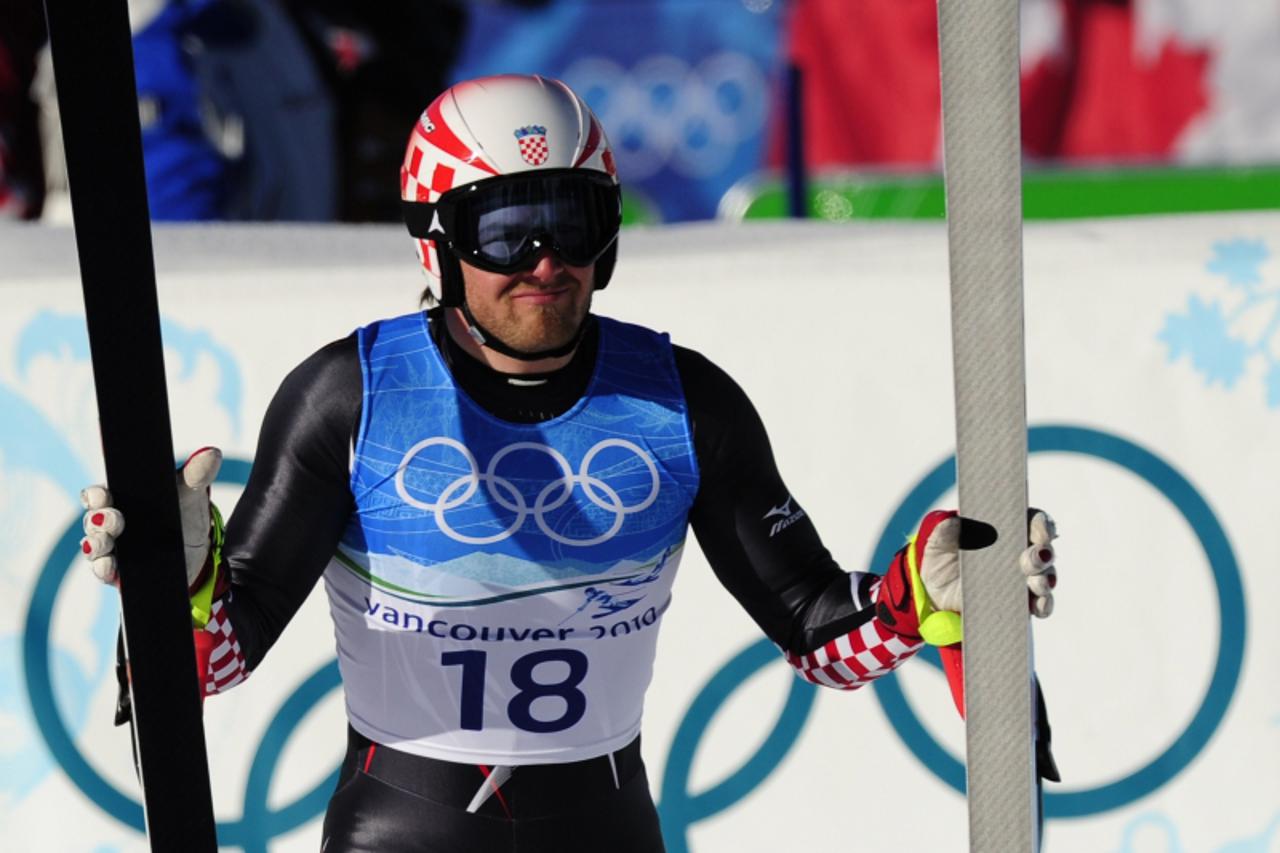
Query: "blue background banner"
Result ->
[[452, 0, 785, 222]]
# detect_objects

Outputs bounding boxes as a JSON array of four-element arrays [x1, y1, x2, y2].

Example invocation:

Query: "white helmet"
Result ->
[[400, 74, 622, 313]]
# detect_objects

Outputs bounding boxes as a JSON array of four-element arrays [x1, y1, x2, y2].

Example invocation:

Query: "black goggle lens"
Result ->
[[471, 203, 597, 268], [403, 172, 620, 273]]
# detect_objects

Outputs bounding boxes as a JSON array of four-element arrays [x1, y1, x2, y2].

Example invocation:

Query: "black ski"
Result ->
[[40, 0, 219, 849]]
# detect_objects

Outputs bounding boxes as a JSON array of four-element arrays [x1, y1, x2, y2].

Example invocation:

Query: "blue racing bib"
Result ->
[[325, 312, 699, 763]]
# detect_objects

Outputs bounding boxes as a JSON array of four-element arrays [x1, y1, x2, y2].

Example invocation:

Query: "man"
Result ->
[[79, 74, 1058, 852]]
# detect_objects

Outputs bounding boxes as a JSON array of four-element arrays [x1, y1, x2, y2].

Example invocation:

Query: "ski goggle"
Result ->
[[401, 170, 622, 274]]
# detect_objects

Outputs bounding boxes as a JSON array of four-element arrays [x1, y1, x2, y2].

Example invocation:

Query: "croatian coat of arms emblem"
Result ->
[[514, 125, 549, 166]]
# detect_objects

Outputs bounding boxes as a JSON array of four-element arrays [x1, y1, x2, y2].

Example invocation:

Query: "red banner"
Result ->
[[779, 0, 1241, 170]]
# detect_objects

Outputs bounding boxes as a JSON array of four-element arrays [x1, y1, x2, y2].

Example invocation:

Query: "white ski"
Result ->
[[936, 0, 1039, 850]]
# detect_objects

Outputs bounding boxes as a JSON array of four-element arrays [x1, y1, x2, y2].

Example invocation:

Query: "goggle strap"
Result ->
[[401, 200, 447, 240]]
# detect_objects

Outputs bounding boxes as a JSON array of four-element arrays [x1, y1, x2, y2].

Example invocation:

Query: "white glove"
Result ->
[[80, 447, 223, 590], [919, 509, 1058, 619]]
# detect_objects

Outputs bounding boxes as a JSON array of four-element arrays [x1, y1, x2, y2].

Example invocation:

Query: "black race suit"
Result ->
[[214, 313, 921, 852]]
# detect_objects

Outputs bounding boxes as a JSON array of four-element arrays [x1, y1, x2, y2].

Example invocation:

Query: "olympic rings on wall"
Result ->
[[24, 427, 1248, 848], [393, 437, 661, 546], [868, 425, 1245, 818], [561, 52, 768, 182]]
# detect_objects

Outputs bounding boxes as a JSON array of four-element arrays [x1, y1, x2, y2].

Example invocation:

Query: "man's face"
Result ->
[[459, 252, 595, 354]]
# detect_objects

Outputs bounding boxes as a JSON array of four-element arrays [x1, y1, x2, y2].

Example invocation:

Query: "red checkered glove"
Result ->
[[80, 447, 225, 617]]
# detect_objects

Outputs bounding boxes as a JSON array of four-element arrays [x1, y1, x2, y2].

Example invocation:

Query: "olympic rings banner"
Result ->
[[1, 213, 1278, 851], [450, 0, 785, 223]]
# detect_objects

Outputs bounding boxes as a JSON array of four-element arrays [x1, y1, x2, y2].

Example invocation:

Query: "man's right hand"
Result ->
[[80, 447, 224, 593]]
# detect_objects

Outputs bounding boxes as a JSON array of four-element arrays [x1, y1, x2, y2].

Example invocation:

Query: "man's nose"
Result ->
[[527, 249, 565, 282]]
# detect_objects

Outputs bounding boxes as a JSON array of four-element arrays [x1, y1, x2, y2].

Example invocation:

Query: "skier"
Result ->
[[79, 74, 1058, 853]]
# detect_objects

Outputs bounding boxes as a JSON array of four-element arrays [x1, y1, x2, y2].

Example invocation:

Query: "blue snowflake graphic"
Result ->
[[1206, 238, 1268, 289], [1161, 237, 1280, 407], [1113, 810, 1280, 853], [1159, 295, 1249, 388]]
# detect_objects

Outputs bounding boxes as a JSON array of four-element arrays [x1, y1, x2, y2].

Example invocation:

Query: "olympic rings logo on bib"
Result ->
[[394, 437, 660, 546]]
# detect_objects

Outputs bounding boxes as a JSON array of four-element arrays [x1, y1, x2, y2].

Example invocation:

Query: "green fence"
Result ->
[[712, 164, 1280, 223]]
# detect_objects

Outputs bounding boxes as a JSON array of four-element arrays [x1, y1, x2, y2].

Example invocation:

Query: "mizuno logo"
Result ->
[[763, 497, 795, 520], [763, 496, 806, 538]]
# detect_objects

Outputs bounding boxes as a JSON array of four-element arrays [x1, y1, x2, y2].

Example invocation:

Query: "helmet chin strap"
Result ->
[[458, 300, 587, 362]]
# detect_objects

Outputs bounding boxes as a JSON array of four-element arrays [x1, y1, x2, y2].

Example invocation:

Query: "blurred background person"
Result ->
[[23, 0, 338, 221], [0, 0, 46, 219], [279, 0, 475, 221], [128, 0, 250, 220]]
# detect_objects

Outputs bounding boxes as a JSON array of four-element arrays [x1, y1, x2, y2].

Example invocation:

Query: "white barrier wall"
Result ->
[[1, 213, 1277, 852]]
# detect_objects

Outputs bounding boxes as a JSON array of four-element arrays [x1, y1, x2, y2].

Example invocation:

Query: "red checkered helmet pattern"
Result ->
[[400, 74, 618, 302]]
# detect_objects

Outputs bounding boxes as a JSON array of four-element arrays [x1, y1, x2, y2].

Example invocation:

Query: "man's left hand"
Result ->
[[917, 508, 1058, 618]]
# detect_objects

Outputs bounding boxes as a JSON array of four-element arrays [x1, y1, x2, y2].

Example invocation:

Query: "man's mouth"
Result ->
[[512, 288, 570, 305], [508, 278, 577, 304]]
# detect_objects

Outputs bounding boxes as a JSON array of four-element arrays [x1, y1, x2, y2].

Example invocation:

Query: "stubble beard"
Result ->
[[472, 277, 592, 354]]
